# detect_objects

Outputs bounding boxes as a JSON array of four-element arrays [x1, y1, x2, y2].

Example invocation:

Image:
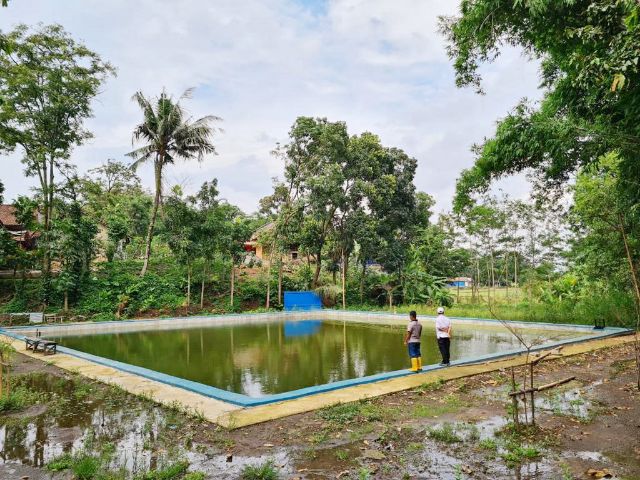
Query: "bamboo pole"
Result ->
[[509, 376, 576, 397]]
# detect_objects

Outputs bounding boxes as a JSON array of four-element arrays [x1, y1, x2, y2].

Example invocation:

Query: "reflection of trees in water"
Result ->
[[56, 322, 575, 396]]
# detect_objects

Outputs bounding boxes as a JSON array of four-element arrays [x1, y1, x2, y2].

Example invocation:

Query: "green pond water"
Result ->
[[51, 320, 584, 397]]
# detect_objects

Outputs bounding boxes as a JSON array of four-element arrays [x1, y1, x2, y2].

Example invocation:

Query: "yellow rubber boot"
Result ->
[[417, 357, 422, 371], [409, 357, 419, 372]]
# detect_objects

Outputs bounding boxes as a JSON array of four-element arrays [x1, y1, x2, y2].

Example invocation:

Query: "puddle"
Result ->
[[0, 374, 298, 478], [293, 443, 361, 479], [573, 451, 605, 462], [475, 416, 509, 440], [536, 385, 594, 420]]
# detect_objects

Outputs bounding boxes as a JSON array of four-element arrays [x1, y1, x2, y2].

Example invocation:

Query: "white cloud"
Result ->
[[0, 0, 542, 214]]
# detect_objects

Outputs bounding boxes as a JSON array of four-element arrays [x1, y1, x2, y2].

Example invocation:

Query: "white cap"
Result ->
[[437, 307, 445, 314]]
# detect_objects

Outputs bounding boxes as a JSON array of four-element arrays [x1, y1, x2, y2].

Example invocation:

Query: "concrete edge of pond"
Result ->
[[0, 326, 635, 429], [0, 314, 628, 408]]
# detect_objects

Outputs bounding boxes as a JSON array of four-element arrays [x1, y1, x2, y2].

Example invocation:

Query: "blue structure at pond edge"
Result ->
[[284, 291, 322, 311]]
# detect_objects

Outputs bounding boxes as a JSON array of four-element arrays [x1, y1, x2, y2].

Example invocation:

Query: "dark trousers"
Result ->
[[437, 337, 450, 364], [408, 342, 421, 358]]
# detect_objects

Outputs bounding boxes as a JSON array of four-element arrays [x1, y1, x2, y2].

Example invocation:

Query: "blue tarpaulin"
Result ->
[[283, 291, 322, 311]]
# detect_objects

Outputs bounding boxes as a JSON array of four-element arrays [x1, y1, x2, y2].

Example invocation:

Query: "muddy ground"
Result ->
[[0, 342, 638, 479]]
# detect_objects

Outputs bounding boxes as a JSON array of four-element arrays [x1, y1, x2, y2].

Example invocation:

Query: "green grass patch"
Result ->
[[72, 454, 101, 480], [415, 378, 446, 393], [426, 423, 462, 444], [47, 453, 74, 472], [318, 400, 394, 425], [183, 473, 206, 480], [478, 438, 498, 451], [0, 385, 46, 413], [133, 461, 189, 480], [241, 460, 279, 480], [405, 442, 423, 452], [335, 449, 350, 461], [501, 442, 541, 467]]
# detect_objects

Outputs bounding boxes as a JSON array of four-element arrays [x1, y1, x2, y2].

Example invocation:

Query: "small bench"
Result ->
[[25, 337, 57, 355]]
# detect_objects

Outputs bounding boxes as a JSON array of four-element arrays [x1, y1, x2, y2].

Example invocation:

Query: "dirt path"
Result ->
[[0, 343, 637, 479]]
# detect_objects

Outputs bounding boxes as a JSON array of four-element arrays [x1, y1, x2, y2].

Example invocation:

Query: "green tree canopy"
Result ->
[[440, 0, 640, 211]]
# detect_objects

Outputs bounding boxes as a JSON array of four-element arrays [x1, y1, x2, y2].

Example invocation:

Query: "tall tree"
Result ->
[[440, 1, 640, 211], [0, 24, 114, 301], [127, 89, 220, 276]]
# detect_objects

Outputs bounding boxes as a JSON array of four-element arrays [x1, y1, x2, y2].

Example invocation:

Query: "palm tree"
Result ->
[[127, 89, 220, 275]]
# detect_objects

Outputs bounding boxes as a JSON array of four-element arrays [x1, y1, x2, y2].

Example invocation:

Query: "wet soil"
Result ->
[[0, 342, 637, 479]]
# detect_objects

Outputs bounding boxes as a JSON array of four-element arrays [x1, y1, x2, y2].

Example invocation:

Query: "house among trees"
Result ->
[[243, 222, 300, 263], [0, 205, 39, 250], [447, 277, 473, 288]]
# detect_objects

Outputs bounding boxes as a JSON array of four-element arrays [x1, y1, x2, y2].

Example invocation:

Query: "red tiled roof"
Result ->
[[0, 205, 19, 227]]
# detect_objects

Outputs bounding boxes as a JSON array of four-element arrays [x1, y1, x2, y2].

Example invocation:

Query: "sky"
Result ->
[[0, 0, 542, 214]]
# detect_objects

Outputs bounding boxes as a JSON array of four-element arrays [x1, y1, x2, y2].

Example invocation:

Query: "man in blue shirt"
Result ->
[[404, 310, 422, 372]]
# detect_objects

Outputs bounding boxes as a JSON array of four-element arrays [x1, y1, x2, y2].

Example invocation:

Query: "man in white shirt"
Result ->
[[435, 307, 451, 366]]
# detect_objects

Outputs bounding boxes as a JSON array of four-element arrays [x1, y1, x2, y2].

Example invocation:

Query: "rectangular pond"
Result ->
[[3, 311, 627, 407]]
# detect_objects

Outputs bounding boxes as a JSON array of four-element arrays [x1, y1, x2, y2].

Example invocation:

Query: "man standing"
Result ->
[[404, 310, 422, 372], [435, 306, 451, 366]]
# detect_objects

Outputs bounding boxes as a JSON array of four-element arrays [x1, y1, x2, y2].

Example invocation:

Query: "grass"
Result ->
[[426, 423, 462, 444], [133, 461, 190, 480], [405, 442, 423, 453], [47, 453, 74, 472], [414, 378, 446, 393], [317, 400, 394, 425], [335, 449, 350, 461], [47, 453, 190, 480], [412, 393, 467, 419], [357, 467, 372, 480], [501, 443, 541, 467], [478, 438, 498, 452], [241, 460, 279, 480], [347, 288, 635, 327], [0, 385, 44, 412], [72, 454, 101, 480]]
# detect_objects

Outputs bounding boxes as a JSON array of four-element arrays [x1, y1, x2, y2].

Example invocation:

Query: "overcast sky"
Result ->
[[0, 0, 541, 214]]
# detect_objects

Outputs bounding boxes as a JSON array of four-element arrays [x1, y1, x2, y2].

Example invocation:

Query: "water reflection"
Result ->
[[52, 321, 581, 397]]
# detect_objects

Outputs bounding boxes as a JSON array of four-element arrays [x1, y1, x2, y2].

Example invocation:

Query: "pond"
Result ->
[[49, 318, 587, 398]]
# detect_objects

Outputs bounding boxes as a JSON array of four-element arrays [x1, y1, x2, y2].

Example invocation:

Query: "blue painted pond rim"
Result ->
[[0, 312, 631, 407]]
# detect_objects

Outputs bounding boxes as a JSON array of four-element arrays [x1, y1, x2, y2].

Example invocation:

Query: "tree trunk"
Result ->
[[313, 249, 322, 288], [277, 256, 283, 305], [341, 248, 346, 309], [360, 261, 366, 304], [230, 262, 235, 307], [140, 160, 162, 276], [265, 254, 271, 309], [200, 262, 206, 309], [618, 214, 640, 390], [505, 252, 509, 300], [63, 291, 68, 312], [186, 262, 191, 312]]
